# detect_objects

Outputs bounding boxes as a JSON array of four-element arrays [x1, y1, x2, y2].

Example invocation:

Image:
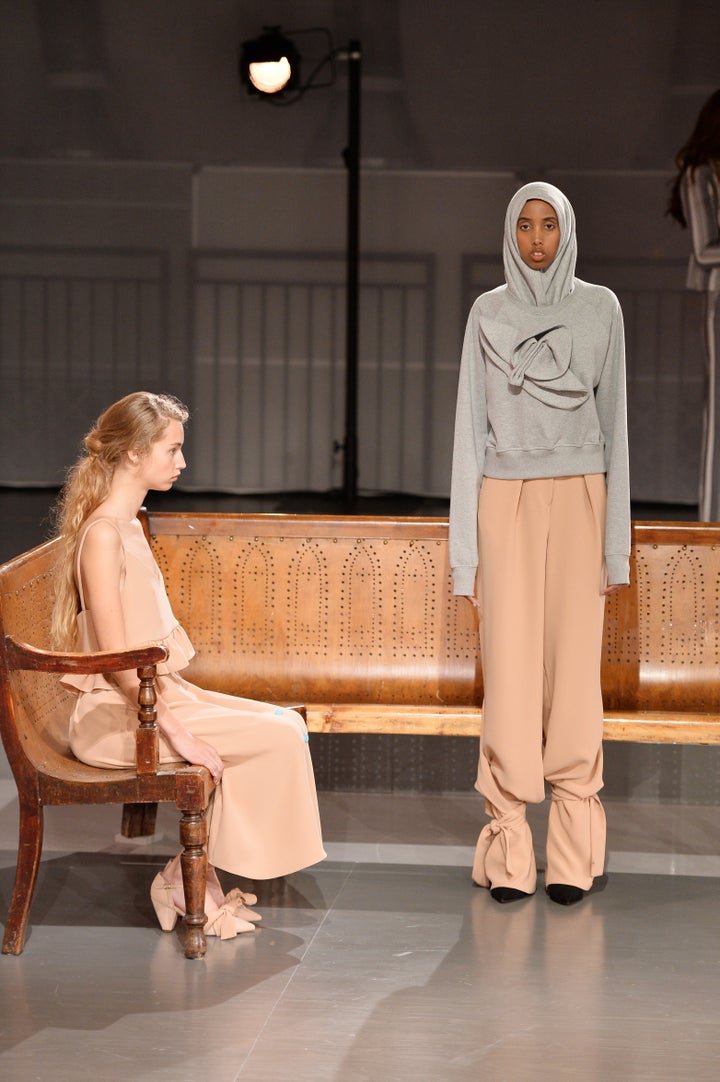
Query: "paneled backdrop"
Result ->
[[0, 160, 707, 505]]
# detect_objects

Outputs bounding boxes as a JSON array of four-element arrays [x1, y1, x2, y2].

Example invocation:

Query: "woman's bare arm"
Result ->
[[80, 522, 224, 779]]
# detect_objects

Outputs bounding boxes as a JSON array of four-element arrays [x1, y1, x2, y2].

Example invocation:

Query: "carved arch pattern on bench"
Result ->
[[604, 549, 651, 667], [443, 566, 479, 665], [176, 538, 223, 654], [600, 538, 720, 713], [635, 550, 652, 664], [339, 542, 383, 658], [392, 543, 436, 660], [287, 540, 330, 658], [234, 541, 275, 654], [659, 548, 707, 666]]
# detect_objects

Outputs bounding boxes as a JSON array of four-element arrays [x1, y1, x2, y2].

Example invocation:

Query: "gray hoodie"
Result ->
[[449, 181, 630, 594]]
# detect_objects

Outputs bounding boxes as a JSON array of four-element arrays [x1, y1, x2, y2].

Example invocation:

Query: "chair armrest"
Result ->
[[4, 636, 169, 675], [4, 635, 170, 777]]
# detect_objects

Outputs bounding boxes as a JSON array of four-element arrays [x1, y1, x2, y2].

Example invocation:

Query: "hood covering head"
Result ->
[[503, 182, 577, 307]]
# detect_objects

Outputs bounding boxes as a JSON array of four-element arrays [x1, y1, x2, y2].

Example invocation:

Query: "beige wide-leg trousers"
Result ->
[[472, 474, 608, 894]]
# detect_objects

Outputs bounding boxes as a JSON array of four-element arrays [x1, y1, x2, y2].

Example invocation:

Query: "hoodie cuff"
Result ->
[[605, 554, 630, 586], [452, 566, 478, 596]]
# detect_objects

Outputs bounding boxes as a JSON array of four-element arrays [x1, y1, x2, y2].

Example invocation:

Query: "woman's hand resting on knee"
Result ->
[[159, 714, 224, 782]]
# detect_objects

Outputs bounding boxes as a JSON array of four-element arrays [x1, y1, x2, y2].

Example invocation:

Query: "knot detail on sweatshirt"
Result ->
[[480, 318, 588, 410]]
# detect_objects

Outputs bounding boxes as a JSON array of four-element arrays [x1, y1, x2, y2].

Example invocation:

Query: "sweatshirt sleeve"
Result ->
[[685, 165, 720, 268], [595, 295, 631, 585], [449, 300, 488, 595]]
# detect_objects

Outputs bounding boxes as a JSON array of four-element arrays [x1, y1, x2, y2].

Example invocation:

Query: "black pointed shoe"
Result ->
[[490, 886, 533, 904], [546, 883, 585, 906]]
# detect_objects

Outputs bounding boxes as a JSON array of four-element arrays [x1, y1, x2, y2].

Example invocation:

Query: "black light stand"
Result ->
[[239, 29, 362, 509], [342, 40, 361, 509]]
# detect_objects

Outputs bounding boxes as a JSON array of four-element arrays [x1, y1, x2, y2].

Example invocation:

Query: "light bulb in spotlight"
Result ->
[[249, 57, 292, 94]]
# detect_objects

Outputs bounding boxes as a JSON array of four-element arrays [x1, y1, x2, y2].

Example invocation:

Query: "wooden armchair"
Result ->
[[0, 538, 215, 959]]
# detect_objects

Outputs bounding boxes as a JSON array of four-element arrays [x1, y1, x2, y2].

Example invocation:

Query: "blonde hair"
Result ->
[[50, 392, 189, 649]]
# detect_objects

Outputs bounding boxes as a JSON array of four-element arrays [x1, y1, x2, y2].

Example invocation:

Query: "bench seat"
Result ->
[[302, 704, 720, 743]]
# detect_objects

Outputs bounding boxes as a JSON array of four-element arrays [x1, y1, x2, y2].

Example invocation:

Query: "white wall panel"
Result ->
[[188, 252, 435, 494], [0, 163, 707, 505], [0, 247, 168, 484]]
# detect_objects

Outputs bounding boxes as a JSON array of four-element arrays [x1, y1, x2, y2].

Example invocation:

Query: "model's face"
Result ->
[[135, 419, 186, 491], [516, 199, 561, 270]]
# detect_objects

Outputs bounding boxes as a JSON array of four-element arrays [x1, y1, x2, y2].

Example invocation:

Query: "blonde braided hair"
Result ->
[[50, 392, 189, 648]]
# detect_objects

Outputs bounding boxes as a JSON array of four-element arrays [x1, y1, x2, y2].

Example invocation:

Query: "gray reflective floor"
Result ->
[[1, 788, 718, 1082]]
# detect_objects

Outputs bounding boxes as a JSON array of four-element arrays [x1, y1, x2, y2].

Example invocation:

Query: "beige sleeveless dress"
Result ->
[[62, 516, 326, 880]]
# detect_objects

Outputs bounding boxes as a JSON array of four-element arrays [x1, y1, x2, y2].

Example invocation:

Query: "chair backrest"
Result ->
[[0, 537, 76, 777]]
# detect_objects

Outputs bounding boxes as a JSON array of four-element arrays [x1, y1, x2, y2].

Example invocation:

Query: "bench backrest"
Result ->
[[3, 516, 720, 767], [145, 513, 720, 713], [149, 514, 481, 706]]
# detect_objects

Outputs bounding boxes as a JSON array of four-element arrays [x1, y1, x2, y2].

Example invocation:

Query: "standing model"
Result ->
[[449, 182, 630, 906]]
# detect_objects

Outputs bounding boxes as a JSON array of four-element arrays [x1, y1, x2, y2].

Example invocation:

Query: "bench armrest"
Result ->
[[3, 636, 169, 674]]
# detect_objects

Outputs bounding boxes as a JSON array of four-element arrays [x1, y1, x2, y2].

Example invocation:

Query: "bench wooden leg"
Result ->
[[178, 808, 208, 960], [120, 801, 158, 839], [2, 800, 43, 955]]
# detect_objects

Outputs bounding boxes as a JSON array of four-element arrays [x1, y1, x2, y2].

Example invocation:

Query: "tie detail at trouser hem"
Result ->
[[546, 792, 606, 889], [472, 807, 537, 894]]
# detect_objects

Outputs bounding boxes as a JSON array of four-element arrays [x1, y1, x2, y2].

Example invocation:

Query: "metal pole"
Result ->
[[342, 39, 361, 509]]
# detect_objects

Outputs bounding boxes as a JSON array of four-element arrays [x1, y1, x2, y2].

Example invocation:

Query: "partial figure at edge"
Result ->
[[668, 88, 720, 521]]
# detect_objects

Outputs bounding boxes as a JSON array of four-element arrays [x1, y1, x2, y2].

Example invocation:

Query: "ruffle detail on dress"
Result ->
[[61, 622, 196, 693], [156, 622, 195, 673], [480, 318, 588, 409]]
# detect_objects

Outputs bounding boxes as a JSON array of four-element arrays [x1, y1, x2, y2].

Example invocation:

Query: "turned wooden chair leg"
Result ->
[[120, 801, 158, 839], [178, 808, 208, 960], [2, 800, 44, 955]]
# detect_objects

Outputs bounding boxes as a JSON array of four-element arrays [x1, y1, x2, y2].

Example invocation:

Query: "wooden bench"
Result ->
[[2, 514, 719, 955], [147, 513, 720, 744]]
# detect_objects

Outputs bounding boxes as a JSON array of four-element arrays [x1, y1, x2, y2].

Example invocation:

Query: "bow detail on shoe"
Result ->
[[204, 902, 255, 939], [225, 887, 258, 907], [224, 887, 262, 922]]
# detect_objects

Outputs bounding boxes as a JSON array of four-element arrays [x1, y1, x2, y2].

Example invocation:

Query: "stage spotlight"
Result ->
[[239, 27, 300, 97], [237, 25, 362, 507]]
